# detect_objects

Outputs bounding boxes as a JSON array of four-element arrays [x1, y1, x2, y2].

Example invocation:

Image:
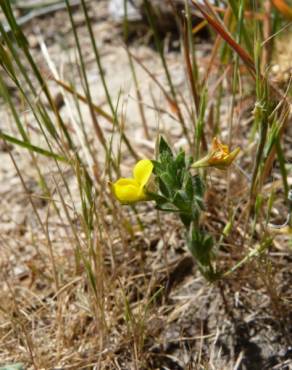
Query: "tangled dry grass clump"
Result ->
[[0, 1, 291, 369]]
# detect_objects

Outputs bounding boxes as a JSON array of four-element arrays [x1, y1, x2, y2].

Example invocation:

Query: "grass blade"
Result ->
[[0, 131, 69, 163]]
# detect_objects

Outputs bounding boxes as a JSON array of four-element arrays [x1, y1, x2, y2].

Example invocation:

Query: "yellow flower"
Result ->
[[192, 137, 240, 170], [111, 159, 154, 204]]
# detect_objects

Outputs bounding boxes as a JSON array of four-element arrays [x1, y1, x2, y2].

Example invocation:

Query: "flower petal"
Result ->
[[192, 141, 240, 170], [112, 178, 143, 204], [224, 147, 240, 165], [211, 137, 221, 151], [133, 159, 153, 187]]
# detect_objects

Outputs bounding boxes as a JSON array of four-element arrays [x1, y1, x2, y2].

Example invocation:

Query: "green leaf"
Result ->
[[152, 159, 164, 175], [179, 213, 192, 227], [174, 150, 186, 173], [147, 191, 168, 205], [184, 172, 194, 200], [173, 190, 191, 213], [156, 202, 180, 212], [160, 172, 176, 197], [188, 228, 214, 267], [192, 175, 205, 198], [158, 136, 173, 157], [158, 177, 171, 198], [159, 150, 173, 167]]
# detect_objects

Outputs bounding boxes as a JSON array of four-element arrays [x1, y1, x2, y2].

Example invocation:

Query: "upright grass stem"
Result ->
[[123, 0, 150, 139], [249, 38, 269, 209], [66, 0, 107, 151], [143, 0, 191, 145], [78, 0, 139, 161]]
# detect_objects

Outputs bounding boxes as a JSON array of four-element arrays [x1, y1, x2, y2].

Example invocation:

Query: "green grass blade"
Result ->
[[0, 132, 69, 163]]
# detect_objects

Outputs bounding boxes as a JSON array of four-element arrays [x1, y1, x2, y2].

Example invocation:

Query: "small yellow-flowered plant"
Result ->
[[112, 159, 153, 204], [192, 137, 240, 170]]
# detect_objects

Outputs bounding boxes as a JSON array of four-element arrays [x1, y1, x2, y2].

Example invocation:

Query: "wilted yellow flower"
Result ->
[[268, 219, 292, 235], [192, 137, 240, 170], [268, 225, 292, 235], [111, 159, 154, 204]]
